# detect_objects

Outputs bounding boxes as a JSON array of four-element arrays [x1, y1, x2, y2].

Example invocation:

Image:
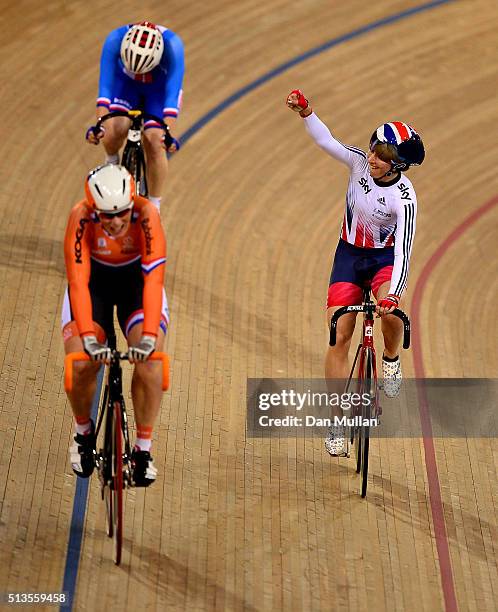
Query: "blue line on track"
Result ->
[[60, 366, 104, 612], [181, 0, 453, 145], [60, 0, 454, 608]]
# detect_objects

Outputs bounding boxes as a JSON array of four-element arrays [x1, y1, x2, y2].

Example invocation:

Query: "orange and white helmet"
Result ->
[[85, 164, 135, 213], [120, 21, 164, 74]]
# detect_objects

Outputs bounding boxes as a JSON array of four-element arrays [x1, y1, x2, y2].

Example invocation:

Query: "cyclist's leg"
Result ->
[[373, 276, 404, 396], [326, 240, 363, 379], [61, 288, 106, 417], [325, 241, 367, 455], [325, 303, 357, 456], [118, 283, 169, 450], [101, 74, 137, 161], [142, 82, 170, 207], [326, 306, 358, 379], [128, 324, 166, 433], [373, 278, 404, 358], [63, 330, 101, 417], [62, 316, 105, 477], [126, 318, 167, 487], [102, 116, 129, 161], [142, 127, 168, 206]]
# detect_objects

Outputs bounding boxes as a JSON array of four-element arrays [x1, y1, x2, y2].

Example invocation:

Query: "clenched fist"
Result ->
[[286, 89, 312, 117]]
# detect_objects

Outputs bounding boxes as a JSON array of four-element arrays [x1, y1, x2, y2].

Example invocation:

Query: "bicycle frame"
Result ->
[[97, 349, 131, 564], [95, 350, 132, 487], [329, 287, 410, 497], [64, 348, 170, 563]]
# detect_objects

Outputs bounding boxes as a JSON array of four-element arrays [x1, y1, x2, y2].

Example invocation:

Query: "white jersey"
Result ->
[[303, 112, 417, 297]]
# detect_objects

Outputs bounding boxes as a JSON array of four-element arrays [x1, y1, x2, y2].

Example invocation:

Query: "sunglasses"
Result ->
[[98, 208, 132, 220]]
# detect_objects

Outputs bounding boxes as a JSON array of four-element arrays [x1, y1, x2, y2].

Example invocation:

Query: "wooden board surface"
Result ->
[[0, 1, 497, 610]]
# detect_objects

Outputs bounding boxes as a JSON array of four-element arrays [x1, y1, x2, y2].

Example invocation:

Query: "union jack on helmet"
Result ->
[[370, 121, 425, 170]]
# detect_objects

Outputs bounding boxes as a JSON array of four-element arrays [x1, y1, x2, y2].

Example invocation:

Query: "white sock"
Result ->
[[105, 153, 119, 164], [148, 196, 161, 210], [75, 420, 92, 436], [134, 438, 152, 452]]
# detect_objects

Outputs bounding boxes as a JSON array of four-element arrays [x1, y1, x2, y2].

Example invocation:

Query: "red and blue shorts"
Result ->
[[327, 239, 394, 307]]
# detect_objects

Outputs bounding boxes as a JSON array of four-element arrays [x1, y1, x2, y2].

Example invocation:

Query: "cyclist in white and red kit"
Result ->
[[286, 89, 425, 455]]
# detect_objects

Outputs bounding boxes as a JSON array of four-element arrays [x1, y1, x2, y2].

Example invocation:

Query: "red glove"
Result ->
[[377, 294, 399, 310], [287, 89, 310, 113]]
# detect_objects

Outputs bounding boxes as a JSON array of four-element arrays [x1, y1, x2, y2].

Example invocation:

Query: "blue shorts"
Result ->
[[327, 239, 394, 307], [109, 71, 166, 127]]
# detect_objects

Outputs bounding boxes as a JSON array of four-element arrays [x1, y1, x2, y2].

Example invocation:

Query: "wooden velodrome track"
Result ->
[[1, 0, 497, 610]]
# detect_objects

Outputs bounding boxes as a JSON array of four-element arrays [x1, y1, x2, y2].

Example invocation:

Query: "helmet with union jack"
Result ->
[[369, 121, 425, 171], [120, 21, 164, 74]]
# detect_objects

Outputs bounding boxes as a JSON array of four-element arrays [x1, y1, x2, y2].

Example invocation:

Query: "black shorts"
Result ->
[[62, 259, 169, 342], [88, 258, 145, 336]]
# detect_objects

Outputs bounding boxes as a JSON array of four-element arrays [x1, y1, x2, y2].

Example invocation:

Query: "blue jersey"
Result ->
[[97, 25, 184, 119]]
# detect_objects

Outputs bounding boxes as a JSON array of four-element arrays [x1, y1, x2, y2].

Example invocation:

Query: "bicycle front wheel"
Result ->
[[111, 401, 124, 565], [359, 347, 376, 498], [99, 376, 113, 538], [104, 486, 113, 538]]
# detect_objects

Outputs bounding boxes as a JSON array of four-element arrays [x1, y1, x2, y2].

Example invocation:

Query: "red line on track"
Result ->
[[410, 195, 498, 612]]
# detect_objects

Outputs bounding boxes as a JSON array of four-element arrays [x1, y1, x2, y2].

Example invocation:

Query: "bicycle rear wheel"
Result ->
[[98, 375, 113, 537], [111, 400, 124, 565]]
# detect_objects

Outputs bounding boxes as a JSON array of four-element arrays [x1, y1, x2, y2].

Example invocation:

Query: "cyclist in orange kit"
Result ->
[[62, 163, 168, 486]]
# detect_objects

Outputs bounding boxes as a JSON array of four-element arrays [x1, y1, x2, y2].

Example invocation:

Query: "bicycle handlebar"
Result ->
[[329, 305, 410, 349], [64, 350, 170, 392], [94, 110, 174, 148]]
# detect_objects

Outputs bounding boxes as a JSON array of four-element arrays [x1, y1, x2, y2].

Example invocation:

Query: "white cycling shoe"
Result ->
[[325, 424, 348, 456], [382, 356, 402, 398]]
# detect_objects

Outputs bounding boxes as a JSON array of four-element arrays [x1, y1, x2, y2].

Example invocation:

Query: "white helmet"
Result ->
[[120, 21, 164, 74], [85, 164, 135, 213]]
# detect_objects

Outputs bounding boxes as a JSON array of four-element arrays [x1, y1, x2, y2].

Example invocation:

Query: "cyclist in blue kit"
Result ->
[[287, 89, 425, 456], [86, 21, 185, 210]]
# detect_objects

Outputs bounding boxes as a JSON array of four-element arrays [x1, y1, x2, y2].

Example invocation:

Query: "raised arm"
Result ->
[[286, 89, 367, 172]]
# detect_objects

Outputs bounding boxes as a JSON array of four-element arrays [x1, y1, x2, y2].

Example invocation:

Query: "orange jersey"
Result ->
[[64, 196, 166, 337]]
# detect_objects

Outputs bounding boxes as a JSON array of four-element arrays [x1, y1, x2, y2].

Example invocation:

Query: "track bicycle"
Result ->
[[92, 109, 175, 197], [329, 286, 410, 498], [64, 338, 169, 565]]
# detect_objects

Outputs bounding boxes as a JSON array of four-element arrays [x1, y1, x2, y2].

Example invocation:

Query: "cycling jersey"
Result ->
[[303, 112, 417, 298], [63, 196, 166, 338], [97, 25, 184, 120]]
